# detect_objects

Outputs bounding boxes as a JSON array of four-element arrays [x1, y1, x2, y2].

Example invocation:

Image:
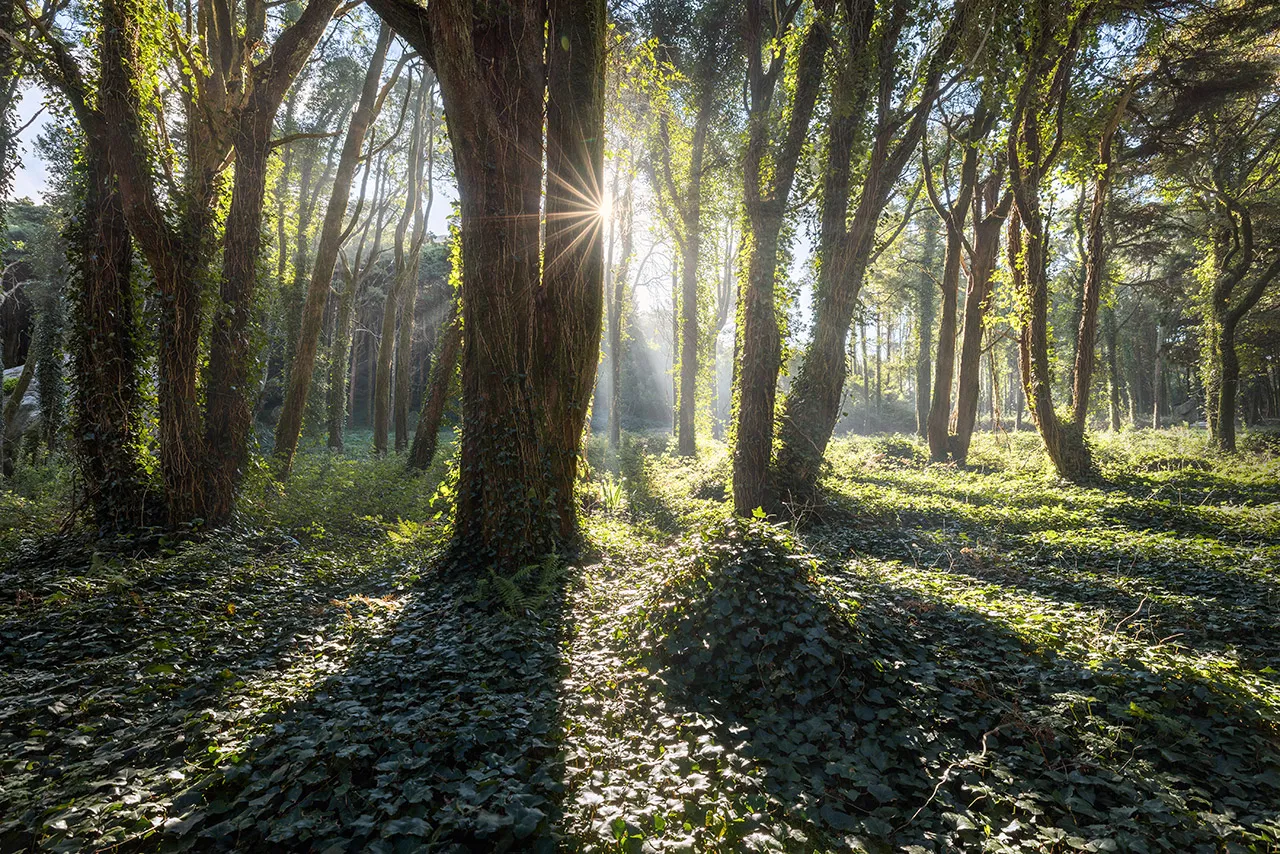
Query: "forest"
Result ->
[[0, 0, 1278, 849]]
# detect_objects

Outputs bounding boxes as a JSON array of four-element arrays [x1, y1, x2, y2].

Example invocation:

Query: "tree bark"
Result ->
[[371, 0, 605, 561], [275, 23, 391, 472], [69, 147, 150, 530], [535, 0, 607, 539], [951, 179, 1010, 464], [203, 0, 343, 524]]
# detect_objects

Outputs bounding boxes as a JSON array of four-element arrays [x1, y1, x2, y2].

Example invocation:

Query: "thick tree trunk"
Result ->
[[1007, 46, 1122, 483], [372, 0, 603, 560], [734, 220, 785, 512], [1010, 206, 1091, 480], [275, 23, 391, 472], [407, 302, 460, 471], [100, 0, 211, 526], [775, 2, 962, 493], [203, 0, 341, 523], [69, 148, 150, 530], [776, 217, 877, 488], [204, 110, 275, 524]]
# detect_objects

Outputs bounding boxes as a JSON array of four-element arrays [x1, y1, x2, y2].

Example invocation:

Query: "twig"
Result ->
[[897, 723, 1010, 831]]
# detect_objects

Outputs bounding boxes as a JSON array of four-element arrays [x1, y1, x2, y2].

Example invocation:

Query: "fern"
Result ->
[[471, 552, 565, 614]]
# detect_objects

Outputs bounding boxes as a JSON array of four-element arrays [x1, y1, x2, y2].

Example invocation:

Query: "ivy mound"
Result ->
[[623, 520, 940, 848]]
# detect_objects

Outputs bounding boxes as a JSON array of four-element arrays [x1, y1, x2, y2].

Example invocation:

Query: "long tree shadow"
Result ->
[[0, 531, 405, 852], [623, 520, 1280, 851], [161, 563, 575, 852], [806, 481, 1280, 671]]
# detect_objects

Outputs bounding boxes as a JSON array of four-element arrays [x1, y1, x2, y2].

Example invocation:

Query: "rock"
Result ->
[[2, 364, 42, 440]]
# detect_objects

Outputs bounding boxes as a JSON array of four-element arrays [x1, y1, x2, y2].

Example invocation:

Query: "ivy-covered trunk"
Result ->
[[535, 0, 607, 539], [731, 0, 831, 516], [204, 107, 276, 526], [1212, 314, 1240, 452], [776, 0, 960, 495], [70, 148, 150, 531]]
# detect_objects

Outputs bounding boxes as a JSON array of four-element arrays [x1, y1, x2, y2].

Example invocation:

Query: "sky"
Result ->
[[11, 86, 51, 201]]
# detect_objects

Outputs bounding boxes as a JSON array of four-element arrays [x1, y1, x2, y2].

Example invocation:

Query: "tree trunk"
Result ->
[[1214, 315, 1239, 451], [732, 0, 831, 515], [276, 23, 391, 472], [408, 301, 460, 471], [534, 0, 607, 539], [1152, 322, 1163, 430], [951, 193, 1008, 464], [1105, 304, 1121, 430], [394, 263, 418, 452], [328, 267, 357, 451], [69, 148, 150, 530], [204, 109, 275, 524], [916, 217, 937, 441], [607, 181, 634, 451], [675, 99, 712, 458], [775, 0, 963, 492]]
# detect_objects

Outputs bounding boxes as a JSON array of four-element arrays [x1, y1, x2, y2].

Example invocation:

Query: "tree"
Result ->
[[368, 0, 606, 562], [921, 93, 996, 462], [731, 0, 835, 515], [17, 0, 342, 525], [374, 71, 429, 456], [274, 23, 396, 474], [1140, 4, 1280, 451], [774, 0, 967, 496], [1005, 0, 1138, 482], [643, 0, 739, 457]]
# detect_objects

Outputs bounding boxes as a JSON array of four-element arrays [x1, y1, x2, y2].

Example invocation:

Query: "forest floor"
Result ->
[[1, 429, 1278, 853]]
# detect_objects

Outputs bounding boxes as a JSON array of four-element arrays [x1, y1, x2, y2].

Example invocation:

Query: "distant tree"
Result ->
[[1139, 3, 1280, 450]]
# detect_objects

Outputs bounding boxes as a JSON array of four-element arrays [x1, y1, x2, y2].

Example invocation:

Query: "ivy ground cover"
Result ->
[[1, 430, 1277, 852]]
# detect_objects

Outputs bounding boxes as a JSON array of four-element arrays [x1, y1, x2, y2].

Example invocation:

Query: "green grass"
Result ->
[[0, 428, 1277, 851]]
